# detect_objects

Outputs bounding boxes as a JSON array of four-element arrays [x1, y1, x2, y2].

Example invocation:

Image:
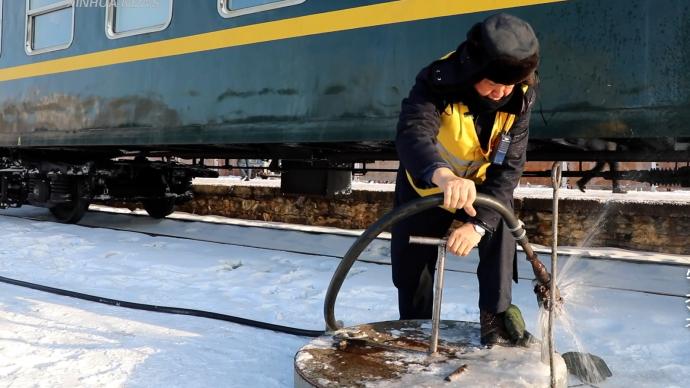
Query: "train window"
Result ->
[[25, 0, 74, 55], [218, 0, 305, 18], [106, 0, 173, 39]]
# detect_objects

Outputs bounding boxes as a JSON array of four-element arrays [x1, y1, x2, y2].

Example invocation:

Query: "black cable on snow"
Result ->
[[0, 213, 345, 261], [0, 275, 325, 338]]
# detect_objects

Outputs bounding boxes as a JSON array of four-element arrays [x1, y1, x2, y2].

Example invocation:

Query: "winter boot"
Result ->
[[504, 304, 536, 347], [479, 309, 511, 346]]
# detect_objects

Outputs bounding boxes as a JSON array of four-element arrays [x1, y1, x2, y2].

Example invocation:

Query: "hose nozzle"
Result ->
[[534, 280, 563, 311], [525, 251, 564, 310]]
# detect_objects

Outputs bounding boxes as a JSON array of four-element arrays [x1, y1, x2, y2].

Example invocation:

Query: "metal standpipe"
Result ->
[[549, 162, 563, 388], [409, 236, 447, 355]]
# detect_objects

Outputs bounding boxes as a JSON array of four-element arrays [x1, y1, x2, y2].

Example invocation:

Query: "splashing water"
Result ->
[[539, 197, 615, 384], [558, 197, 613, 279], [538, 280, 607, 383]]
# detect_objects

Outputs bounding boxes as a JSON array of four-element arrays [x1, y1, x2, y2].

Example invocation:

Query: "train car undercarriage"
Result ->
[[0, 152, 217, 223]]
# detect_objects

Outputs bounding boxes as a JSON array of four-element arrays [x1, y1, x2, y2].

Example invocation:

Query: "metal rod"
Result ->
[[409, 236, 446, 246], [429, 241, 447, 355], [549, 162, 562, 388], [409, 235, 448, 355]]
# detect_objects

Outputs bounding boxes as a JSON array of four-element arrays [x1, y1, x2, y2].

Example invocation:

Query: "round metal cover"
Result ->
[[294, 319, 567, 387]]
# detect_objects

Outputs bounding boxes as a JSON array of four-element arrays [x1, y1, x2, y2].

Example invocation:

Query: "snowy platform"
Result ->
[[295, 320, 567, 387]]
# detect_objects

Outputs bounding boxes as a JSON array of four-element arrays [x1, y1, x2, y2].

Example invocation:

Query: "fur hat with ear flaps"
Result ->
[[465, 13, 539, 85]]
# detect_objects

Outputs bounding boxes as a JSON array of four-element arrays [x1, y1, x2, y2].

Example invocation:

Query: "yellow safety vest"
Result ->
[[406, 85, 527, 199]]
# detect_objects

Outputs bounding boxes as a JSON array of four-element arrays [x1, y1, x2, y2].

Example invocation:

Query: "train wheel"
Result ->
[[49, 182, 90, 224], [50, 200, 90, 223], [143, 198, 175, 219]]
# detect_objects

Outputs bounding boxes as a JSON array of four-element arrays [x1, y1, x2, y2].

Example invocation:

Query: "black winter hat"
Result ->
[[466, 13, 539, 85]]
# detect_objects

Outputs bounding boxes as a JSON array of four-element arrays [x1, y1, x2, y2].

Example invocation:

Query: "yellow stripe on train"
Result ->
[[0, 0, 563, 82]]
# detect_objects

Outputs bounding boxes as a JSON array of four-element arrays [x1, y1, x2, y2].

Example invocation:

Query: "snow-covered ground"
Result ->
[[0, 206, 688, 387]]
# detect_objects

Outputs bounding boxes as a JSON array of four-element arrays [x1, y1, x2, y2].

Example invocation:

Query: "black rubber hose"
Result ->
[[324, 193, 550, 332], [0, 275, 324, 337]]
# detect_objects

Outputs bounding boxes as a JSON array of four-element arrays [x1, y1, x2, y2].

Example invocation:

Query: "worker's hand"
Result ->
[[447, 223, 482, 256], [431, 167, 477, 216]]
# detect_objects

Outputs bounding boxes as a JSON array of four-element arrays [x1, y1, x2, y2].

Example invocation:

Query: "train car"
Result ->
[[0, 0, 689, 222]]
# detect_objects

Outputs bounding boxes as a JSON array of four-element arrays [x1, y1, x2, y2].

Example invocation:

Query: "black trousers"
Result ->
[[391, 169, 518, 320]]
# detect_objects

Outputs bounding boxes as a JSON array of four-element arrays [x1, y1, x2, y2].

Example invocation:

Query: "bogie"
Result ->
[[0, 154, 215, 223]]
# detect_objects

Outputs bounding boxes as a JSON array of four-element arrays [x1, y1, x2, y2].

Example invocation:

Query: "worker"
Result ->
[[391, 13, 539, 345]]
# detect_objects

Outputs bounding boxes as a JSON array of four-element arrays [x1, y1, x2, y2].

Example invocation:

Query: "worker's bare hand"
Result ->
[[431, 168, 477, 216], [447, 223, 482, 256]]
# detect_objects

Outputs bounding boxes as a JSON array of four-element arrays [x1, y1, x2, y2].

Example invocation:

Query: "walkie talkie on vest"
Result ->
[[491, 134, 511, 165]]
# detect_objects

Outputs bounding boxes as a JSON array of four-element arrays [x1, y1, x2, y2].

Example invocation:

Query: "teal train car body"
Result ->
[[0, 0, 687, 159]]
